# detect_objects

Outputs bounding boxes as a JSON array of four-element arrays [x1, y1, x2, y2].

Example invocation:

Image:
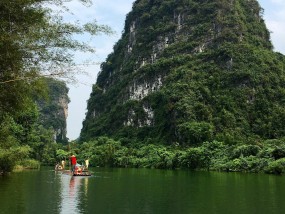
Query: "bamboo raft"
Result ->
[[59, 169, 91, 176], [73, 171, 91, 176]]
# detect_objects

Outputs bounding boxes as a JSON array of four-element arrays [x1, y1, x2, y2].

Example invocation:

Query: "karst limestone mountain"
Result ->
[[81, 0, 285, 145]]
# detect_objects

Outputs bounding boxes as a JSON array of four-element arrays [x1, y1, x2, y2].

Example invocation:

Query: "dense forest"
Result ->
[[0, 76, 69, 173], [0, 0, 110, 174], [78, 0, 285, 174]]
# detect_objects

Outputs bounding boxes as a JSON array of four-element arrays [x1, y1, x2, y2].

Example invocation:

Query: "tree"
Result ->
[[0, 0, 112, 84], [0, 0, 112, 173], [0, 0, 112, 121]]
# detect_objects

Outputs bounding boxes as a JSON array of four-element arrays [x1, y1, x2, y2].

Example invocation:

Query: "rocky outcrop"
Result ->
[[81, 0, 285, 144], [37, 78, 69, 143]]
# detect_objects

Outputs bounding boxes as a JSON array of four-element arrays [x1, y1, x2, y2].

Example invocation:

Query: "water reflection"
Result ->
[[2, 168, 285, 214], [59, 174, 89, 214], [84, 177, 89, 197]]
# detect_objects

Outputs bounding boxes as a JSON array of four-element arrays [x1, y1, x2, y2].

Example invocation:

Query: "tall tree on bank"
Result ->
[[0, 0, 111, 173], [1, 0, 112, 109]]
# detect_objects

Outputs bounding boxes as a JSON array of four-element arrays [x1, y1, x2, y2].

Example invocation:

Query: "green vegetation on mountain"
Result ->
[[81, 0, 285, 147], [36, 78, 70, 144]]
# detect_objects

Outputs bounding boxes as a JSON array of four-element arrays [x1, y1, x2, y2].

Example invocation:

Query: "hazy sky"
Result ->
[[65, 0, 285, 140]]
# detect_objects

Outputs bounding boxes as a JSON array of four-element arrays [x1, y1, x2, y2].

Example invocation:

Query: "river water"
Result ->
[[0, 167, 284, 214]]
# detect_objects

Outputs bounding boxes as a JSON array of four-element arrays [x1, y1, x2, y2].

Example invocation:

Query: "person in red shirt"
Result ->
[[70, 155, 77, 173]]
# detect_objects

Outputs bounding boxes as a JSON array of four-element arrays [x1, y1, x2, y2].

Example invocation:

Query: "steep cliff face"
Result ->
[[81, 0, 285, 144], [37, 78, 69, 143]]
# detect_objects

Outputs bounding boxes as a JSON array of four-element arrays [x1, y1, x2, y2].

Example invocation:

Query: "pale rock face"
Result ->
[[130, 21, 136, 33], [124, 105, 154, 127], [165, 37, 169, 48], [128, 21, 136, 53], [174, 12, 183, 32], [124, 109, 136, 126], [128, 45, 132, 53], [193, 42, 208, 54], [140, 58, 146, 68], [148, 36, 171, 64], [129, 76, 163, 101], [151, 52, 157, 63], [55, 129, 62, 141], [55, 95, 69, 141], [177, 13, 183, 31], [143, 105, 154, 126], [59, 96, 68, 120], [199, 43, 205, 53]]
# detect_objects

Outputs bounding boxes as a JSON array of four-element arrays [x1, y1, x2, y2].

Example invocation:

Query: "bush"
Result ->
[[226, 156, 269, 173], [0, 146, 31, 174], [74, 138, 285, 175], [155, 149, 175, 169], [272, 147, 285, 160], [178, 122, 214, 145], [231, 144, 261, 159], [179, 147, 210, 170], [16, 159, 40, 170], [265, 158, 285, 175]]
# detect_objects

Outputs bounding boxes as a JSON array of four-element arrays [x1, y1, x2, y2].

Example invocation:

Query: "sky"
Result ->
[[64, 0, 134, 140], [65, 0, 285, 140]]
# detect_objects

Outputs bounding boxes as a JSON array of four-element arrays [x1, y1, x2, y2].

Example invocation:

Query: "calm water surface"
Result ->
[[0, 167, 285, 214]]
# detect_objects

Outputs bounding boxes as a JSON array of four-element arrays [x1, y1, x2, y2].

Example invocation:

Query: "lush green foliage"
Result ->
[[0, 94, 69, 174], [0, 113, 34, 174], [76, 137, 285, 175], [15, 159, 41, 170], [0, 0, 110, 174], [81, 0, 285, 147]]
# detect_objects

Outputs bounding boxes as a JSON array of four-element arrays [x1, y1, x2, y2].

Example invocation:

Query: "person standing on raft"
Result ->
[[85, 159, 89, 169], [61, 160, 66, 169], [70, 155, 77, 173]]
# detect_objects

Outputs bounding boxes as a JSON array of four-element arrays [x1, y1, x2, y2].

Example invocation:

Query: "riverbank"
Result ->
[[13, 159, 40, 172], [75, 137, 285, 175], [4, 137, 284, 176]]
